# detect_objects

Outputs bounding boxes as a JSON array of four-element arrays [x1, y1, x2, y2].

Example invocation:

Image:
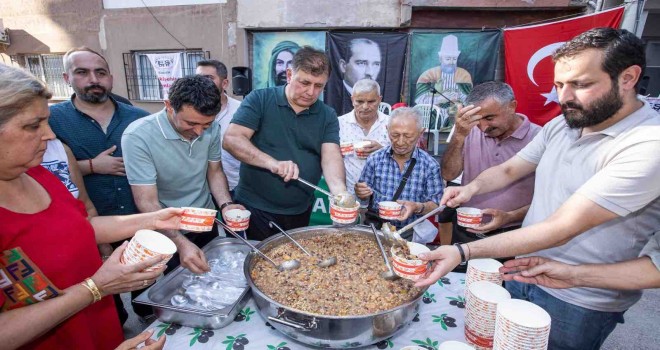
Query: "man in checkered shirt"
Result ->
[[355, 107, 443, 230]]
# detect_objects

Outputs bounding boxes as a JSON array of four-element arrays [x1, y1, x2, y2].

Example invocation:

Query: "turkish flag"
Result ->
[[504, 7, 624, 126]]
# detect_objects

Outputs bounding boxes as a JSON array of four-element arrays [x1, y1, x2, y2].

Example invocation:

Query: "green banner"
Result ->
[[308, 176, 333, 226], [409, 31, 501, 128]]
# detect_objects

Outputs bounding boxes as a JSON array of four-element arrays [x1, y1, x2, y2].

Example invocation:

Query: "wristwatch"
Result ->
[[415, 203, 425, 215], [219, 201, 234, 212], [454, 243, 468, 265]]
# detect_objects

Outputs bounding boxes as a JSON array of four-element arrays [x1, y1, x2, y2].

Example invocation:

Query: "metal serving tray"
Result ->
[[133, 237, 252, 329]]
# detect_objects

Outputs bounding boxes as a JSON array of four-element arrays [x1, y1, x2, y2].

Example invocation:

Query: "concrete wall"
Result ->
[[0, 0, 102, 54], [0, 0, 246, 113], [101, 2, 246, 112], [237, 0, 404, 29]]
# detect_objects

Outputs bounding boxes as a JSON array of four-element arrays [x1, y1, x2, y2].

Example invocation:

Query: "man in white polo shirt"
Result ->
[[122, 76, 243, 274], [196, 59, 242, 196], [416, 28, 660, 349], [338, 79, 390, 195]]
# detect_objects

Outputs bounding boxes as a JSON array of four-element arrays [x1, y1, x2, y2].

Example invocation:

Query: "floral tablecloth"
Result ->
[[147, 272, 467, 350]]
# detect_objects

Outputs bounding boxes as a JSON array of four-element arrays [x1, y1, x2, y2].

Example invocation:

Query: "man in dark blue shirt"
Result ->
[[49, 47, 149, 216], [48, 47, 151, 321]]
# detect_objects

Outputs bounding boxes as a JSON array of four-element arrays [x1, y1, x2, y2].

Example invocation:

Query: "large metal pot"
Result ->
[[244, 225, 428, 348]]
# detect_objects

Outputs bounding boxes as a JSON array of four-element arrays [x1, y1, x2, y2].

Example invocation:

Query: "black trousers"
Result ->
[[237, 201, 313, 241]]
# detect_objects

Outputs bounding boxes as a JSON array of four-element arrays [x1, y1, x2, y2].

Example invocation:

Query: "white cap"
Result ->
[[439, 35, 460, 57]]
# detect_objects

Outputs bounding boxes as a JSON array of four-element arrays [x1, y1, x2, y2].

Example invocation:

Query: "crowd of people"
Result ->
[[0, 26, 657, 350]]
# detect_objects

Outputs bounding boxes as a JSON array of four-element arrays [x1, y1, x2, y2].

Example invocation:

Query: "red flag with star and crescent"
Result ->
[[504, 7, 624, 126]]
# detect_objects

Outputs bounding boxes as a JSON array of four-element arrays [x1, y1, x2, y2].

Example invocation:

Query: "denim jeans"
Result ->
[[506, 280, 625, 350]]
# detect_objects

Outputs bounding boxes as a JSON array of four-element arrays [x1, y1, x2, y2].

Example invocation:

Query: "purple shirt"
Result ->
[[462, 114, 541, 226]]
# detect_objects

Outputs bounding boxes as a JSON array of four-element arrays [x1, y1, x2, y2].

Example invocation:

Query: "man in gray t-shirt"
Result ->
[[123, 76, 243, 274], [417, 28, 660, 350]]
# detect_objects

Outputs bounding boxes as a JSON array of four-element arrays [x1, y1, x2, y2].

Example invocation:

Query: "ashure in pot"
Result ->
[[245, 225, 428, 348]]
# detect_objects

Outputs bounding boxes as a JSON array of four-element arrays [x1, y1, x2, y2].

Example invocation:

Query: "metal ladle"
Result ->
[[369, 223, 399, 281], [269, 221, 337, 268], [296, 177, 357, 208], [214, 219, 300, 272]]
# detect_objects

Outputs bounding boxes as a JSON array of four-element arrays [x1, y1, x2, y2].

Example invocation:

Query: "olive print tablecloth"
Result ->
[[147, 272, 467, 350]]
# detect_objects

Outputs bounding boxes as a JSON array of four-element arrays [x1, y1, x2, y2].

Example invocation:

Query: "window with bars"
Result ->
[[123, 50, 210, 101], [11, 54, 73, 99]]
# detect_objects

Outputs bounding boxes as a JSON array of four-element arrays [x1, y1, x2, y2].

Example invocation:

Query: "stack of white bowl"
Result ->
[[466, 258, 503, 289], [493, 299, 551, 350], [464, 281, 512, 350]]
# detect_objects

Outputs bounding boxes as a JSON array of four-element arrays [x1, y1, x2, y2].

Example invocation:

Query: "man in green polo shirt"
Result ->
[[122, 76, 244, 274], [224, 46, 347, 240]]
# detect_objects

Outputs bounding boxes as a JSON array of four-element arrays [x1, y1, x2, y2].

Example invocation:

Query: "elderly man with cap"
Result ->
[[338, 79, 390, 196], [415, 34, 473, 108]]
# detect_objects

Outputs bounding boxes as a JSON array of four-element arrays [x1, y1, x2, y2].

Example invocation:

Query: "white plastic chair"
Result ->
[[378, 102, 392, 115], [412, 103, 442, 155]]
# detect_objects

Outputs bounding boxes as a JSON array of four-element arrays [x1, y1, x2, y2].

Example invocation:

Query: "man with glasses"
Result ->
[[355, 107, 443, 232], [338, 79, 390, 195]]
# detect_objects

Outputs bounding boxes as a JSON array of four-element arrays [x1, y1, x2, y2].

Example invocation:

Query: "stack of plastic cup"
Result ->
[[466, 258, 504, 289], [493, 299, 551, 350], [120, 229, 177, 271], [464, 281, 511, 350]]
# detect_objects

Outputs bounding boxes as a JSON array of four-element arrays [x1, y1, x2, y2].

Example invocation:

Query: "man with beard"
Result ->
[[49, 47, 150, 322], [415, 28, 660, 349], [441, 82, 540, 255], [415, 35, 473, 108], [224, 46, 347, 240], [267, 41, 300, 87]]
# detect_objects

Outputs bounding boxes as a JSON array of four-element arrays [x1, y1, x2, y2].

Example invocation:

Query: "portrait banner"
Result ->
[[145, 53, 182, 99], [409, 31, 501, 129], [252, 31, 326, 90], [504, 7, 624, 126], [326, 32, 408, 115]]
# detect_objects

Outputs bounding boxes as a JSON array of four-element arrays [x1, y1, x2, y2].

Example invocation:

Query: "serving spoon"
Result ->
[[296, 177, 357, 208], [269, 221, 337, 268], [214, 219, 300, 272], [370, 223, 399, 281]]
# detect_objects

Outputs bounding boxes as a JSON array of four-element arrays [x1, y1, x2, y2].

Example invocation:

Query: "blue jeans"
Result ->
[[506, 280, 625, 350]]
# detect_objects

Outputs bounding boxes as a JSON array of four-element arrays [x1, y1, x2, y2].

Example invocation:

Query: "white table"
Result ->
[[148, 272, 468, 349]]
